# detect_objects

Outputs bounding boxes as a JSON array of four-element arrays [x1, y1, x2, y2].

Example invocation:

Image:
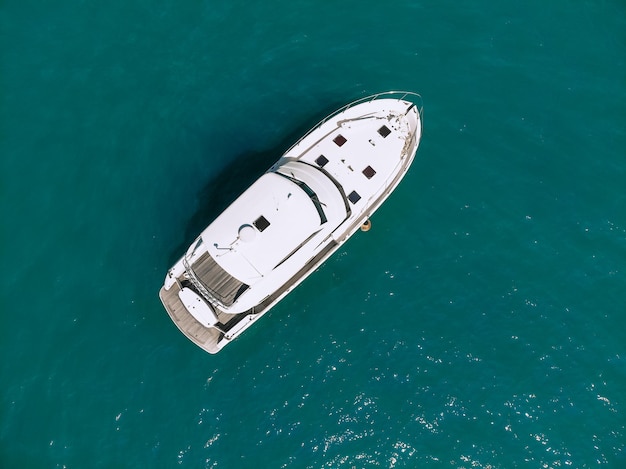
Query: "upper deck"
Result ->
[[200, 172, 321, 282], [186, 163, 347, 313]]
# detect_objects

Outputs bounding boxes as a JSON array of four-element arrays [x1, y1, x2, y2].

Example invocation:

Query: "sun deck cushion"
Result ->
[[191, 252, 249, 306]]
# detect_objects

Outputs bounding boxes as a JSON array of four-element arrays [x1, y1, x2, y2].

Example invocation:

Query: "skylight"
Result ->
[[378, 125, 391, 138], [362, 166, 376, 179], [333, 135, 347, 147], [253, 215, 270, 232], [348, 191, 361, 204], [315, 155, 329, 167]]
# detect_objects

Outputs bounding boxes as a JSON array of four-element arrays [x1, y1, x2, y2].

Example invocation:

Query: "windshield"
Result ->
[[276, 173, 328, 225]]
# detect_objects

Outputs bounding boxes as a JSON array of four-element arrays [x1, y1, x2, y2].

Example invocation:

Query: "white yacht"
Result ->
[[159, 91, 423, 353]]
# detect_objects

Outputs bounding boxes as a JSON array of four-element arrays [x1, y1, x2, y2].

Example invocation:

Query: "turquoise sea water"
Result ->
[[2, 0, 625, 467]]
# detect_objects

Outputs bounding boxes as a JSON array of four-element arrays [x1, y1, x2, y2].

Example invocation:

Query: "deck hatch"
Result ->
[[253, 215, 270, 232], [315, 155, 329, 167], [378, 125, 391, 137], [348, 190, 361, 204], [333, 135, 347, 147], [363, 165, 376, 179]]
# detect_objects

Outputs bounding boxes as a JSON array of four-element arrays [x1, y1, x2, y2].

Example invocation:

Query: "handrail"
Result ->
[[285, 91, 423, 154]]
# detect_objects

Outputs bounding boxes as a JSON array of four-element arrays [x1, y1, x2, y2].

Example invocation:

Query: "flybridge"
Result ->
[[159, 91, 423, 353]]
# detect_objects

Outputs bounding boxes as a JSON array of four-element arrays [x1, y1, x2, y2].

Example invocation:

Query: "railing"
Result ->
[[285, 90, 423, 154]]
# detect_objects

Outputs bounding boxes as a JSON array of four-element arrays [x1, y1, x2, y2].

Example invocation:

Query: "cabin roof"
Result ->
[[201, 172, 321, 283]]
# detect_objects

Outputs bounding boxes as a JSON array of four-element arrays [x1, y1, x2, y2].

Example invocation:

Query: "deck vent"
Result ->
[[253, 215, 270, 232], [333, 135, 347, 147], [348, 190, 361, 204], [378, 125, 391, 138], [362, 165, 376, 179], [315, 155, 329, 167]]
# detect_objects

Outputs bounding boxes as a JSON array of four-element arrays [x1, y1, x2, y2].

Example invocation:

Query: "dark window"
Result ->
[[378, 125, 391, 138], [253, 215, 270, 232], [315, 155, 329, 167], [333, 135, 347, 147], [348, 191, 361, 204], [362, 166, 376, 179]]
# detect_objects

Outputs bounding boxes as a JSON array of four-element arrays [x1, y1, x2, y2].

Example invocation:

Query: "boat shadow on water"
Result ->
[[168, 117, 327, 266]]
